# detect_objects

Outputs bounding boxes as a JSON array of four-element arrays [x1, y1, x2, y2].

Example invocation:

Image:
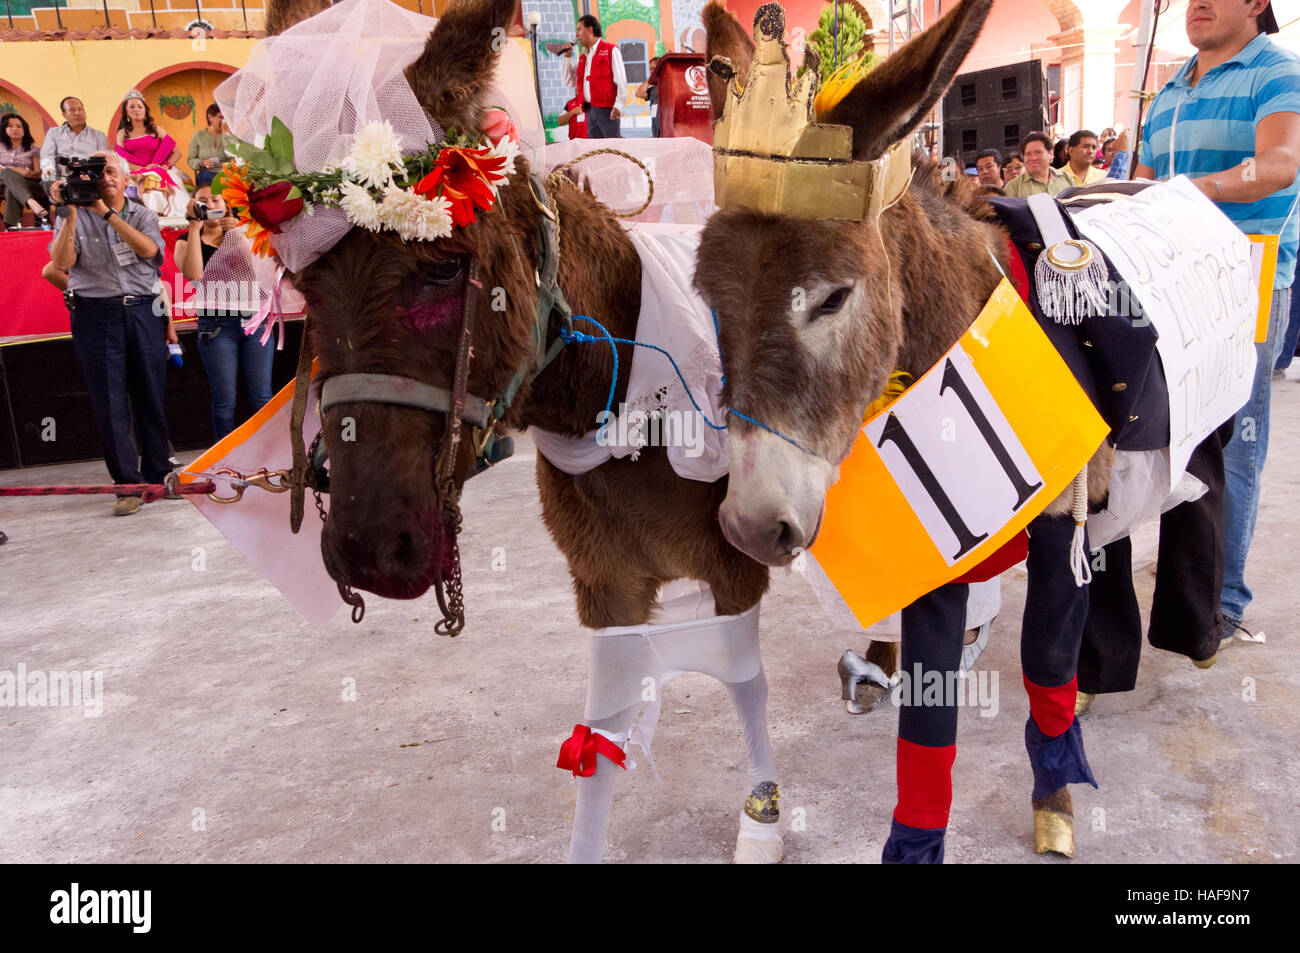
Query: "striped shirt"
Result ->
[[1139, 32, 1300, 288]]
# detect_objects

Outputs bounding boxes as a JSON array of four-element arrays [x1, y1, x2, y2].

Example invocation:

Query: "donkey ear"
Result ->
[[703, 0, 756, 121], [825, 0, 992, 161], [405, 0, 520, 133], [264, 0, 332, 36]]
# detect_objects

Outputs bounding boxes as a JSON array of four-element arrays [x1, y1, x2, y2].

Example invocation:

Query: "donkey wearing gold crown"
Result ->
[[695, 0, 1248, 863], [695, 0, 1096, 862]]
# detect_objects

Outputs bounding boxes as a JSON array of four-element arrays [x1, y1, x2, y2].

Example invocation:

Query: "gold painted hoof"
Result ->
[[1192, 653, 1217, 670], [743, 781, 781, 824], [1075, 691, 1094, 716], [1032, 789, 1075, 858]]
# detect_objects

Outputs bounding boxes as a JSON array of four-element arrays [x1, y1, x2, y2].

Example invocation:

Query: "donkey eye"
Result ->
[[423, 258, 465, 287], [813, 287, 852, 318]]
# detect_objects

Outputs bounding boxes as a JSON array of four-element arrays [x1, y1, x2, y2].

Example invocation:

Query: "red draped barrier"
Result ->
[[2, 227, 193, 340]]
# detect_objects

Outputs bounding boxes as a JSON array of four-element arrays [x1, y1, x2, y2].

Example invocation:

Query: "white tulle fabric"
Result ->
[[188, 227, 307, 318], [211, 0, 543, 272], [536, 136, 717, 225]]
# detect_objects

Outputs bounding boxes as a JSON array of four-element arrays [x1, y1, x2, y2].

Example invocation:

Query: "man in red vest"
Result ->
[[562, 15, 627, 139]]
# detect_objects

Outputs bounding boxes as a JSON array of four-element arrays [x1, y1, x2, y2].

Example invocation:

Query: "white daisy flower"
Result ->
[[486, 135, 519, 183], [377, 185, 453, 242], [338, 180, 382, 232], [345, 121, 405, 189], [412, 193, 454, 241]]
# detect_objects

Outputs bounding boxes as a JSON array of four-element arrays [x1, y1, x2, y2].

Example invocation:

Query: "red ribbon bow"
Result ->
[[556, 724, 627, 778]]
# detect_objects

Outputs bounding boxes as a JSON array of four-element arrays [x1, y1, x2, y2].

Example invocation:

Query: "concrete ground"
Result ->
[[2, 379, 1298, 865]]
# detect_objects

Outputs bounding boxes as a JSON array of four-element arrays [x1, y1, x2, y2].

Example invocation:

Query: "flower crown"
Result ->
[[213, 110, 519, 258]]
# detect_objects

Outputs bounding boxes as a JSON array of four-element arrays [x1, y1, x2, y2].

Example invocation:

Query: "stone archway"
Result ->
[[1037, 0, 1085, 33], [1035, 0, 1130, 134]]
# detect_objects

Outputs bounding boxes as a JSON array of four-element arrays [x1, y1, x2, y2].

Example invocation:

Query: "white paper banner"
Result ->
[[185, 384, 339, 630], [1074, 176, 1257, 485]]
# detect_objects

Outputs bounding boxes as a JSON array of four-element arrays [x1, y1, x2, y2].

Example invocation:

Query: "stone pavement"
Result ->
[[1, 378, 1298, 864]]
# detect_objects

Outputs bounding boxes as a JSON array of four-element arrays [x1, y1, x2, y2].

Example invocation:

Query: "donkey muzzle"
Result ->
[[720, 427, 834, 565]]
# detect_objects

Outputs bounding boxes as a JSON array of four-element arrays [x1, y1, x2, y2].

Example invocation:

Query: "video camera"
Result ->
[[191, 202, 224, 222], [56, 154, 107, 206]]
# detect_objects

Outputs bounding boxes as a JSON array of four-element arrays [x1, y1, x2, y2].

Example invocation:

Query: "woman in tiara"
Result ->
[[115, 89, 189, 218]]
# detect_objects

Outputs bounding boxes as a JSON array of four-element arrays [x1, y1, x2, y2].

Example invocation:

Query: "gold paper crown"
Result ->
[[711, 3, 909, 221]]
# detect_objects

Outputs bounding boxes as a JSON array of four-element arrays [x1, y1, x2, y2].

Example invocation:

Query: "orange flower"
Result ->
[[214, 161, 251, 209], [245, 218, 277, 258], [413, 146, 508, 228]]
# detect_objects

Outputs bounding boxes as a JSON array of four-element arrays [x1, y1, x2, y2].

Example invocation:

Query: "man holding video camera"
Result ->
[[49, 150, 171, 517]]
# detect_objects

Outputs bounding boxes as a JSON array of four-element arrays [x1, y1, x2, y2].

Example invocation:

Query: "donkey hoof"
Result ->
[[1192, 653, 1217, 670], [845, 682, 889, 714], [735, 781, 783, 864], [1032, 788, 1075, 858], [1075, 691, 1094, 716], [838, 651, 892, 714]]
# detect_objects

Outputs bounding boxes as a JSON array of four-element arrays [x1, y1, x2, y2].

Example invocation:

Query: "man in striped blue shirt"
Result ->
[[1136, 0, 1300, 645]]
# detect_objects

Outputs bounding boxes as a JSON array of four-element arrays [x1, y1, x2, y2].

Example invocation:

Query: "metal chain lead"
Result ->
[[429, 260, 481, 637]]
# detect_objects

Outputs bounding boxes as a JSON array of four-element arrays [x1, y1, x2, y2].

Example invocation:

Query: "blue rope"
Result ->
[[561, 315, 725, 430], [560, 313, 814, 456]]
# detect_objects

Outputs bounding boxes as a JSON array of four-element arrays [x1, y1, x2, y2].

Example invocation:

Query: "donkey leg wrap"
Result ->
[[566, 584, 772, 863], [883, 583, 966, 864], [1021, 515, 1098, 803], [725, 667, 777, 786]]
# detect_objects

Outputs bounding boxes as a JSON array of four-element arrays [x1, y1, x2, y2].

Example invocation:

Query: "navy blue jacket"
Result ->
[[989, 192, 1170, 451]]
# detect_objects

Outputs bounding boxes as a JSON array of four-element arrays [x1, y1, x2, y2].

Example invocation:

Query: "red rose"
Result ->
[[247, 180, 304, 233]]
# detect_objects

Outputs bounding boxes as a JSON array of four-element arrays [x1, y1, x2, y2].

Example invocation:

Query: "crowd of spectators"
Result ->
[[3, 91, 235, 231], [3, 90, 269, 516], [954, 124, 1132, 198]]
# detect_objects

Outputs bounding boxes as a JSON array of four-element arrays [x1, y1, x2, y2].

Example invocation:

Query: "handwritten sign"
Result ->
[[1074, 176, 1257, 486]]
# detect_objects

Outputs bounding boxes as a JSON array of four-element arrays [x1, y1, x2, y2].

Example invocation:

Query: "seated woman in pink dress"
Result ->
[[115, 89, 188, 218]]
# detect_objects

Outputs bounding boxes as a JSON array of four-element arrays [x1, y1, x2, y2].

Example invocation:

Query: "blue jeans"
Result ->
[[1221, 285, 1291, 624], [195, 314, 275, 440], [1276, 283, 1300, 370], [195, 168, 218, 187]]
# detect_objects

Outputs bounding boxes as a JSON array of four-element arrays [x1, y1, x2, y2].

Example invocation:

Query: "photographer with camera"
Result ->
[[48, 150, 171, 517], [175, 185, 274, 440]]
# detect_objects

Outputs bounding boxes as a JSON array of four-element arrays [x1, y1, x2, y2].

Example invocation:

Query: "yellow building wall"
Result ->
[[0, 38, 259, 139]]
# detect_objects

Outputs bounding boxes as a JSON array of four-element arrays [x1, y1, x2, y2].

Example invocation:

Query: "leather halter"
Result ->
[[289, 172, 574, 628], [309, 172, 572, 488]]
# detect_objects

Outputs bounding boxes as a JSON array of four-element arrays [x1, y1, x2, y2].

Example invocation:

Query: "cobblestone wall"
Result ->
[[523, 0, 580, 123]]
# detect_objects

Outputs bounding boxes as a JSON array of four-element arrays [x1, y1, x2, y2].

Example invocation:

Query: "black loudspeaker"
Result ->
[[942, 59, 1050, 168], [0, 319, 305, 471]]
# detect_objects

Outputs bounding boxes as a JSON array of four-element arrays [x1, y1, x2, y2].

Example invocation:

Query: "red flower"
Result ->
[[413, 147, 507, 228], [247, 180, 304, 233]]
